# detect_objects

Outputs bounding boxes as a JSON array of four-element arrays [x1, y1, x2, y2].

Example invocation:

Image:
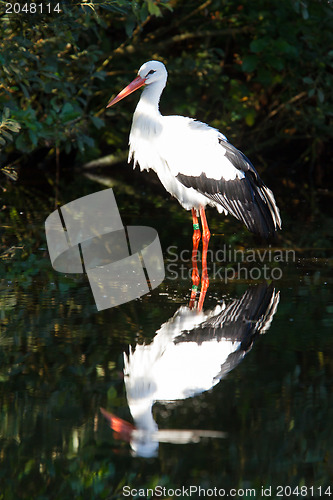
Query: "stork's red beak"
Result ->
[[106, 75, 146, 108]]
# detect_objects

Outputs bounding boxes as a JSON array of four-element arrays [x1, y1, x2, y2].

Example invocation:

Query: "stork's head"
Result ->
[[138, 60, 168, 85], [106, 60, 168, 108]]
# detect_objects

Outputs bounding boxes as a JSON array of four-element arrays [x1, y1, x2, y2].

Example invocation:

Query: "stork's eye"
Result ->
[[146, 69, 156, 77]]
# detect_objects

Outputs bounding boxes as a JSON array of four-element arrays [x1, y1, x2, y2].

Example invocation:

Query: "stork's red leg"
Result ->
[[199, 207, 210, 280], [189, 208, 201, 308], [197, 207, 211, 311]]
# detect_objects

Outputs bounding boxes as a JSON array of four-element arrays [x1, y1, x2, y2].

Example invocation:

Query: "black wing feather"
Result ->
[[176, 138, 281, 238]]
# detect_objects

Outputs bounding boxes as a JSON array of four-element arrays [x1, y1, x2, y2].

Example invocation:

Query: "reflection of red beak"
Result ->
[[106, 75, 146, 108], [100, 407, 135, 441]]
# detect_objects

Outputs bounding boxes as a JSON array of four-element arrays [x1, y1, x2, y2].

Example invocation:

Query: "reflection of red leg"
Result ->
[[197, 207, 211, 311], [191, 208, 201, 284], [189, 208, 201, 309], [197, 278, 209, 312]]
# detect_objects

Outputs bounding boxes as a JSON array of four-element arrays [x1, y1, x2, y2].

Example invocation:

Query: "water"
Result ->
[[0, 173, 332, 498]]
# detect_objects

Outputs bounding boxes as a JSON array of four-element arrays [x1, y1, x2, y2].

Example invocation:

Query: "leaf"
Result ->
[[125, 16, 136, 37], [317, 89, 325, 103], [139, 3, 149, 22], [0, 129, 12, 142], [147, 1, 161, 17], [19, 83, 30, 99], [274, 39, 298, 58], [161, 0, 173, 11], [107, 385, 117, 402], [82, 134, 95, 148], [270, 57, 284, 71], [1, 166, 18, 181], [60, 102, 80, 122], [250, 38, 267, 53], [4, 121, 21, 133], [24, 459, 35, 475], [65, 141, 72, 154], [90, 116, 104, 129], [92, 70, 107, 81], [28, 129, 38, 146], [44, 115, 54, 126], [257, 68, 272, 86], [15, 133, 31, 152], [301, 4, 309, 19], [60, 102, 74, 116], [245, 110, 256, 127], [3, 107, 10, 119], [50, 97, 61, 113], [241, 55, 258, 73], [77, 137, 84, 153]]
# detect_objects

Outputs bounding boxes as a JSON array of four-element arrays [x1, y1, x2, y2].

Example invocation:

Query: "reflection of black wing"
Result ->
[[174, 284, 279, 380]]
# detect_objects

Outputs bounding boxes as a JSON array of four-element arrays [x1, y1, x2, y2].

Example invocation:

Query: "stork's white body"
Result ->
[[130, 110, 237, 213], [108, 60, 281, 238]]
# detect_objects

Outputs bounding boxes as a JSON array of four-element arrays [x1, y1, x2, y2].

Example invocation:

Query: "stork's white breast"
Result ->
[[130, 114, 245, 183]]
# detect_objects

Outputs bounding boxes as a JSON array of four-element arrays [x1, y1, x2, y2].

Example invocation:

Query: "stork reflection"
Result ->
[[101, 284, 279, 457]]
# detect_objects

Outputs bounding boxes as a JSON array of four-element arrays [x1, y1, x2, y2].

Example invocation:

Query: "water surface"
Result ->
[[0, 174, 332, 498]]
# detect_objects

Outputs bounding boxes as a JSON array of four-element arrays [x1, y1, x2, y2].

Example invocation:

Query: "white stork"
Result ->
[[106, 60, 281, 284]]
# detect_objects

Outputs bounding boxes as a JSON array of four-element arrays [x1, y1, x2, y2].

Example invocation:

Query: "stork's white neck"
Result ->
[[131, 81, 165, 141], [135, 79, 166, 117], [129, 73, 167, 168]]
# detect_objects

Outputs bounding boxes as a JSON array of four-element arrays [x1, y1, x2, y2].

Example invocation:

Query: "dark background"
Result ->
[[1, 0, 333, 249]]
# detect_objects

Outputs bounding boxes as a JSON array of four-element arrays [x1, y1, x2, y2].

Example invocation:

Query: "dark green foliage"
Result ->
[[0, 0, 332, 181], [0, 107, 20, 180], [0, 1, 174, 158]]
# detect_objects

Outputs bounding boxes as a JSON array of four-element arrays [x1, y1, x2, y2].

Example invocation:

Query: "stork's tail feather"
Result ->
[[247, 178, 282, 239]]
